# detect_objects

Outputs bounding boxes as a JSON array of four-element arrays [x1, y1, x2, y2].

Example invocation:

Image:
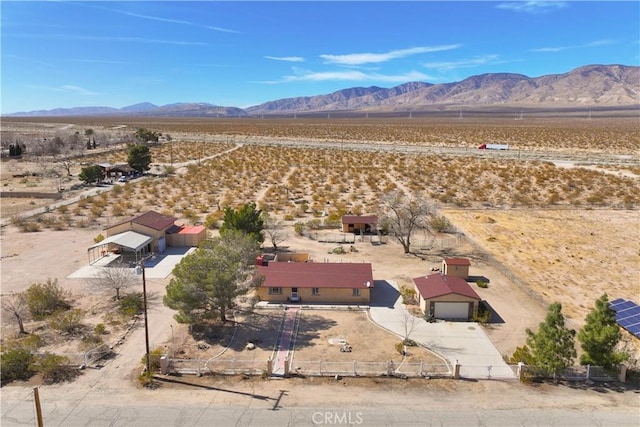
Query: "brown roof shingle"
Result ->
[[108, 210, 177, 232], [444, 257, 471, 266], [256, 262, 373, 289], [341, 215, 378, 225], [413, 273, 480, 300]]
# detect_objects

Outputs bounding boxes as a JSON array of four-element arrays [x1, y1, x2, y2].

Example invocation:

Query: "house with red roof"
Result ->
[[255, 262, 374, 305], [413, 273, 480, 320], [441, 257, 471, 280], [90, 211, 206, 263]]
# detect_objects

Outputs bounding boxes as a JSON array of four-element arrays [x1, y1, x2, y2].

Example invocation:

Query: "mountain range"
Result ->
[[7, 64, 639, 117]]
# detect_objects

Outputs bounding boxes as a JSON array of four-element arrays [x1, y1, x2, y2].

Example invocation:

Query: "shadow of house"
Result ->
[[369, 280, 401, 308]]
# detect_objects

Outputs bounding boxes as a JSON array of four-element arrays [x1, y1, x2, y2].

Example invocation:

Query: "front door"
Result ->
[[291, 287, 299, 302]]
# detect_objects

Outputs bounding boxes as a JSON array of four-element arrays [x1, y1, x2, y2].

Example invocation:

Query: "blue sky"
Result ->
[[2, 1, 639, 114]]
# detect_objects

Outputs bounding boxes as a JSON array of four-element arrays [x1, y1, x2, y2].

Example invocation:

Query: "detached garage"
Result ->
[[413, 273, 481, 320]]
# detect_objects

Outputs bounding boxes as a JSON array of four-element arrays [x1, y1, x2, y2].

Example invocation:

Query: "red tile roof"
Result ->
[[341, 215, 378, 225], [175, 225, 206, 235], [108, 210, 177, 232], [444, 257, 471, 266], [256, 262, 374, 289], [413, 274, 480, 300]]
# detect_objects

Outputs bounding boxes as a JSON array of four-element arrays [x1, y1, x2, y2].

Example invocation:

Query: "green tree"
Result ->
[[24, 278, 71, 320], [31, 353, 79, 384], [134, 128, 159, 143], [526, 302, 576, 377], [164, 231, 260, 323], [0, 347, 35, 384], [78, 165, 103, 185], [578, 294, 627, 368], [220, 202, 264, 243], [127, 143, 152, 174]]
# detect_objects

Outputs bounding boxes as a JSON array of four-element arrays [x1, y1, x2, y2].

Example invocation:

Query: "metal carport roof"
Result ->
[[89, 231, 152, 252]]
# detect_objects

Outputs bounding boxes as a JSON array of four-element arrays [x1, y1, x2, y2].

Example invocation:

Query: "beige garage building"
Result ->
[[413, 273, 480, 320]]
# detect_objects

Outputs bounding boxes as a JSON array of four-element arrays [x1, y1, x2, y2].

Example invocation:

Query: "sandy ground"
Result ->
[[1, 220, 548, 363]]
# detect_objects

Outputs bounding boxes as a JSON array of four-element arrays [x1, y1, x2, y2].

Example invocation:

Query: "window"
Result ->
[[312, 288, 320, 296], [352, 288, 361, 297], [269, 287, 282, 295]]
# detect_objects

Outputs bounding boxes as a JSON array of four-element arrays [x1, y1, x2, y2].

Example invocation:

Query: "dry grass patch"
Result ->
[[443, 208, 639, 323], [291, 310, 443, 364]]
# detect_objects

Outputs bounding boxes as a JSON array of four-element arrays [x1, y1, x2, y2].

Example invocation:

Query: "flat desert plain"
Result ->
[[1, 114, 639, 370]]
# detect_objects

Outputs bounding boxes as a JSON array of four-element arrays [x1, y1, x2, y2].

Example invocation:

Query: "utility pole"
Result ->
[[33, 387, 44, 427]]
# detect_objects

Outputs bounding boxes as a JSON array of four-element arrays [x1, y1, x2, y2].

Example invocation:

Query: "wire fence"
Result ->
[[161, 356, 622, 383], [31, 343, 112, 368]]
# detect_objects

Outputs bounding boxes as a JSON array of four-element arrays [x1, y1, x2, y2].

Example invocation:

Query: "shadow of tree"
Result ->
[[292, 313, 338, 349]]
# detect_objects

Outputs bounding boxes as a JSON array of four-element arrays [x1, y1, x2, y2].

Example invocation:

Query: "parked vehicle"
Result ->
[[479, 143, 509, 150]]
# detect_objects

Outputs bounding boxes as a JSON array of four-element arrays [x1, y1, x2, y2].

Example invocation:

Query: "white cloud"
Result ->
[[71, 59, 132, 65], [265, 56, 305, 63], [496, 1, 568, 14], [255, 69, 432, 84], [76, 3, 239, 33], [530, 39, 617, 53], [33, 84, 100, 96], [320, 45, 461, 66], [12, 33, 208, 46], [423, 55, 503, 71]]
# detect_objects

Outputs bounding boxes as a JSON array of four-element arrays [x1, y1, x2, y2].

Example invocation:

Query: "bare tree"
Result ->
[[378, 190, 433, 254], [261, 214, 289, 251], [90, 262, 138, 300], [399, 309, 417, 342], [1, 293, 29, 335]]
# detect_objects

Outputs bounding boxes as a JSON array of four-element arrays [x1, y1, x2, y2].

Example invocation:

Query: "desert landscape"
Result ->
[[1, 113, 639, 385]]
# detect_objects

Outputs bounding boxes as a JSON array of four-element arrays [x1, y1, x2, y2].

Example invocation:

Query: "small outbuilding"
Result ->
[[442, 257, 471, 280], [166, 225, 207, 247], [413, 273, 480, 320], [341, 215, 378, 234]]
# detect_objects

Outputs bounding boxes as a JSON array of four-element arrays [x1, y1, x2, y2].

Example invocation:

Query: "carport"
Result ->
[[88, 231, 152, 265]]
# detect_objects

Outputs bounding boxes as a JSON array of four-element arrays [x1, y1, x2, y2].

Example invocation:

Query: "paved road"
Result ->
[[368, 280, 515, 379], [1, 385, 637, 426]]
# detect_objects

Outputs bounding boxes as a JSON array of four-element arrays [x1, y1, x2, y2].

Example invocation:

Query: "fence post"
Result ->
[[284, 357, 289, 376], [586, 364, 590, 380], [420, 360, 424, 376], [267, 358, 273, 376], [454, 361, 461, 380], [320, 360, 323, 375], [618, 364, 627, 383], [160, 355, 169, 375], [197, 358, 201, 377], [232, 358, 236, 374], [353, 360, 356, 376], [517, 362, 524, 381]]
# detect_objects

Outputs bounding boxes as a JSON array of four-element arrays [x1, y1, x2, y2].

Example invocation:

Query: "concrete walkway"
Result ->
[[272, 307, 299, 377], [368, 280, 515, 379]]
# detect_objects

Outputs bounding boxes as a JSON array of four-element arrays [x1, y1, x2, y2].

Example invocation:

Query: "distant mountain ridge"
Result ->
[[7, 64, 639, 117]]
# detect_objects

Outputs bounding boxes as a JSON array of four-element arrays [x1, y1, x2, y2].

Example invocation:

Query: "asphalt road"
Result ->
[[2, 386, 638, 427]]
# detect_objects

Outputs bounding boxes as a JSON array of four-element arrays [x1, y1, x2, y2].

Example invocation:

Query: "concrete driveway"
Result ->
[[67, 246, 196, 280], [369, 280, 516, 379]]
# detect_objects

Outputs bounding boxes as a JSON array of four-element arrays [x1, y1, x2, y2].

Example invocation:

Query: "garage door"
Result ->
[[434, 302, 470, 319]]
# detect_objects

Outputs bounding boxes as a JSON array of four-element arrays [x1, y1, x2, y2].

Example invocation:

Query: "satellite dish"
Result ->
[[365, 281, 371, 288]]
